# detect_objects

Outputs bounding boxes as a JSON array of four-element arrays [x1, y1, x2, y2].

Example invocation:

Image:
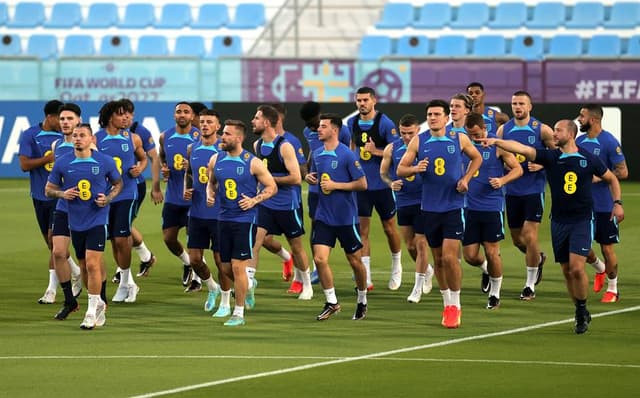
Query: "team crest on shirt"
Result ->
[[532, 121, 539, 128], [331, 160, 338, 169], [483, 151, 490, 160], [616, 146, 621, 154], [121, 143, 129, 152], [580, 159, 587, 168], [236, 166, 244, 175], [528, 136, 536, 145], [91, 166, 100, 175], [594, 148, 601, 156], [447, 145, 455, 154]]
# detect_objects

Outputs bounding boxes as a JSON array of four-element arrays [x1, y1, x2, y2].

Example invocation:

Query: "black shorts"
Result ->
[[257, 206, 305, 238], [551, 219, 593, 263], [108, 199, 135, 238], [71, 225, 108, 260], [462, 209, 504, 245], [593, 212, 619, 245], [422, 209, 464, 248], [311, 220, 363, 254], [187, 217, 219, 251], [505, 193, 544, 228], [162, 202, 189, 230], [52, 210, 70, 237], [32, 198, 56, 235], [397, 204, 423, 230], [218, 221, 256, 262], [357, 188, 397, 220]]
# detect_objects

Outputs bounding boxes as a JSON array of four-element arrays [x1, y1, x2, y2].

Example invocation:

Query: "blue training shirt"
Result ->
[[214, 150, 259, 223], [18, 124, 63, 201]]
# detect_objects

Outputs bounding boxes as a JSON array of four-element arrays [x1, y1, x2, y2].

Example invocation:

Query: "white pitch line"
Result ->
[[130, 305, 640, 398]]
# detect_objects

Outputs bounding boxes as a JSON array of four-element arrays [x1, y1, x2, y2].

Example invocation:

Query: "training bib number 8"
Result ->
[[434, 158, 446, 176], [224, 178, 237, 200], [113, 156, 122, 175], [44, 150, 54, 172], [173, 154, 184, 171], [563, 171, 577, 194], [77, 179, 92, 200], [360, 133, 371, 160], [198, 166, 208, 184]]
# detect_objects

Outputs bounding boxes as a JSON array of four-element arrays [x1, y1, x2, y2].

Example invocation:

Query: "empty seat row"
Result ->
[[359, 34, 640, 61], [0, 3, 265, 29], [0, 34, 244, 59], [376, 2, 640, 30]]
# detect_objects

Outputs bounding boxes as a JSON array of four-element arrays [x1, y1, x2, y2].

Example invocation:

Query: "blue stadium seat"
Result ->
[[0, 3, 8, 26], [547, 35, 583, 58], [626, 35, 640, 57], [228, 3, 265, 29], [157, 3, 192, 29], [81, 3, 119, 28], [119, 4, 155, 28], [473, 35, 506, 57], [7, 2, 45, 28], [413, 3, 451, 29], [100, 35, 132, 56], [587, 35, 621, 57], [192, 4, 229, 29], [396, 35, 429, 57], [358, 35, 393, 61], [375, 3, 414, 29], [566, 2, 604, 29], [137, 36, 169, 56], [62, 35, 95, 57], [489, 2, 527, 29], [0, 34, 22, 56], [209, 35, 243, 58], [44, 3, 82, 29], [604, 2, 640, 29], [174, 36, 206, 58], [434, 35, 468, 57], [450, 3, 489, 29], [528, 2, 566, 29], [26, 34, 58, 59], [511, 35, 544, 61]]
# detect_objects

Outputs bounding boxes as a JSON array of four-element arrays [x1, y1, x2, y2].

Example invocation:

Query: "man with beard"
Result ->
[[478, 120, 623, 334], [576, 104, 628, 303], [497, 91, 555, 301]]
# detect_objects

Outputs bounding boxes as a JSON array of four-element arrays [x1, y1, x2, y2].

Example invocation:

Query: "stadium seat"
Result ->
[[511, 34, 544, 61], [626, 35, 640, 57], [0, 4, 8, 26], [472, 35, 507, 57], [119, 4, 156, 28], [26, 34, 58, 60], [604, 2, 640, 29], [547, 35, 583, 58], [396, 35, 429, 57], [62, 35, 95, 57], [450, 3, 489, 29], [192, 4, 229, 29], [228, 3, 265, 29], [358, 35, 393, 61], [44, 3, 82, 28], [413, 3, 451, 29], [81, 3, 119, 28], [565, 2, 604, 29], [587, 35, 621, 57], [100, 35, 132, 56], [527, 2, 566, 29], [174, 36, 206, 57], [0, 34, 22, 56], [489, 2, 527, 29], [7, 2, 45, 28], [434, 35, 468, 57], [209, 35, 243, 58], [137, 36, 169, 56], [375, 3, 414, 29], [157, 3, 192, 29]]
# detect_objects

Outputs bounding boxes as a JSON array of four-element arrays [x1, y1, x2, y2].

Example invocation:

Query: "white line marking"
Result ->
[[371, 357, 640, 369], [130, 305, 640, 398]]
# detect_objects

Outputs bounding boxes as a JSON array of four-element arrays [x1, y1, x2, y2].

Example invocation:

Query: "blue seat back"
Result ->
[[528, 2, 566, 29], [157, 3, 191, 29], [358, 35, 393, 61], [473, 35, 506, 57], [174, 36, 206, 58], [414, 3, 451, 29], [489, 2, 527, 29], [210, 35, 243, 58], [45, 3, 82, 28], [548, 35, 583, 57], [120, 3, 156, 28], [82, 3, 118, 28], [0, 3, 9, 26], [604, 2, 640, 28], [626, 35, 640, 57], [587, 35, 621, 57], [63, 35, 95, 57], [451, 3, 489, 29], [396, 35, 429, 57], [27, 34, 58, 59], [0, 34, 22, 56], [100, 35, 132, 56], [376, 3, 414, 29], [8, 2, 45, 28], [228, 3, 265, 29], [137, 36, 169, 56], [193, 4, 229, 29], [434, 35, 468, 56], [511, 34, 544, 61], [566, 2, 604, 29]]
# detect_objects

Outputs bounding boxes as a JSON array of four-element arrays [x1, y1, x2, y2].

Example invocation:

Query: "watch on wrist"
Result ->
[[613, 199, 623, 206]]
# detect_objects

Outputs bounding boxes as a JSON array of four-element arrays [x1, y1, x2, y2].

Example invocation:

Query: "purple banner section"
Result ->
[[544, 60, 640, 103]]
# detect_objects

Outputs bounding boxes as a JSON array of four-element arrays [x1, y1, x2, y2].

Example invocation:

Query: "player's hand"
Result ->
[[183, 188, 193, 201], [206, 191, 216, 207], [416, 158, 429, 173], [390, 179, 403, 191], [528, 162, 543, 172], [95, 193, 109, 207], [150, 188, 164, 205], [161, 164, 170, 181], [488, 177, 503, 189], [305, 172, 318, 185], [128, 165, 142, 178], [475, 137, 496, 148], [456, 179, 469, 193], [61, 187, 79, 200], [238, 193, 256, 211], [363, 139, 377, 154], [611, 205, 624, 223], [319, 178, 335, 193]]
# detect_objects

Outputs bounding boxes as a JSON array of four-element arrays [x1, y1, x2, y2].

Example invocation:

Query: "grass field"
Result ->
[[0, 179, 639, 397]]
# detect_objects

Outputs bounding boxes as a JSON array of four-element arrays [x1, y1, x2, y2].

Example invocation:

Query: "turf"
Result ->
[[0, 179, 638, 397]]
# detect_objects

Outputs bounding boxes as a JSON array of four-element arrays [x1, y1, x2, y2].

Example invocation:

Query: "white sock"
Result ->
[[414, 272, 425, 290], [357, 289, 367, 305], [47, 269, 59, 291], [204, 276, 219, 291], [179, 250, 190, 265], [68, 257, 81, 278], [426, 263, 434, 277], [246, 266, 256, 283], [133, 242, 152, 262], [220, 290, 231, 307], [293, 267, 303, 282], [391, 251, 402, 271], [589, 257, 606, 273], [450, 290, 461, 308], [440, 289, 451, 306], [301, 269, 312, 290], [312, 260, 317, 272], [525, 267, 537, 289], [607, 276, 618, 293], [323, 287, 338, 304], [362, 256, 371, 285], [116, 266, 123, 274], [480, 259, 488, 274], [278, 248, 291, 261], [119, 268, 131, 286], [489, 276, 503, 298], [232, 305, 245, 317], [87, 294, 100, 315]]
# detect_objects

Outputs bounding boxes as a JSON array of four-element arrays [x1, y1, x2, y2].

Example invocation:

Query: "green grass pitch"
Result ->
[[0, 179, 638, 397]]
